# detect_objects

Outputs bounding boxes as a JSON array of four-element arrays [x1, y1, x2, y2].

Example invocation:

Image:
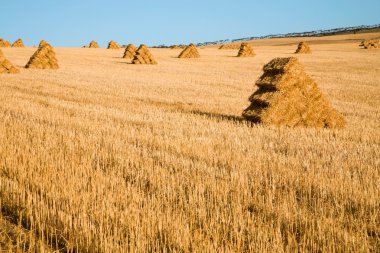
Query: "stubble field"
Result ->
[[0, 33, 379, 252]]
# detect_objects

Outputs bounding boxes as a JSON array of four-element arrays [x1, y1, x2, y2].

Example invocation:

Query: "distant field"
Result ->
[[0, 32, 379, 252], [207, 30, 380, 47]]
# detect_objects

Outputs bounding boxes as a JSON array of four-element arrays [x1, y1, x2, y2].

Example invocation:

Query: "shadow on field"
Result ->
[[185, 109, 249, 124]]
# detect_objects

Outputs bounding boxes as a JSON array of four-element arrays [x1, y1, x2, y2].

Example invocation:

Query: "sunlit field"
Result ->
[[0, 32, 379, 252]]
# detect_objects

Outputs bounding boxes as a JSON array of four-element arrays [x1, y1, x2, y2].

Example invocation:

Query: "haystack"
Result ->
[[364, 41, 380, 49], [25, 44, 59, 69], [219, 44, 241, 50], [0, 39, 11, 47], [362, 40, 379, 49], [123, 44, 138, 59], [39, 40, 49, 47], [0, 49, 20, 74], [359, 40, 367, 47], [170, 45, 180, 49], [178, 44, 200, 58], [295, 42, 311, 54], [107, 41, 120, 49], [12, 39, 25, 47], [89, 40, 99, 48], [132, 44, 157, 64], [242, 57, 346, 128], [237, 43, 255, 57]]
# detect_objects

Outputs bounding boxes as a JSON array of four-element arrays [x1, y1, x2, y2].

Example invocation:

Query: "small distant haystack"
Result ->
[[365, 41, 380, 49], [237, 43, 255, 57], [219, 43, 241, 50], [89, 40, 99, 48], [0, 39, 11, 47], [25, 44, 59, 69], [12, 39, 25, 47], [0, 49, 20, 74], [242, 57, 346, 128], [361, 40, 379, 49], [39, 40, 49, 47], [107, 41, 120, 49], [295, 42, 311, 54], [170, 45, 180, 49], [132, 44, 157, 64], [178, 44, 200, 58], [123, 44, 138, 59], [359, 40, 367, 47]]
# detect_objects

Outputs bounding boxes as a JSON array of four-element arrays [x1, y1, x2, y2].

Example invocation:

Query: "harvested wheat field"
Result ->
[[0, 31, 379, 252], [219, 43, 241, 50]]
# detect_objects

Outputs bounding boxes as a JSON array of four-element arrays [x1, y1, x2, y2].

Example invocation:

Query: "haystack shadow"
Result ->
[[185, 109, 252, 124]]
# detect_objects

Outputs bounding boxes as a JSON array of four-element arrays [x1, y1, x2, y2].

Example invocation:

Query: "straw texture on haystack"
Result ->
[[295, 42, 311, 54], [12, 39, 24, 47], [237, 43, 255, 57], [25, 44, 59, 69], [365, 41, 380, 49], [132, 44, 157, 65], [0, 39, 11, 47], [123, 44, 138, 59], [178, 44, 200, 58], [107, 41, 120, 49], [0, 49, 20, 74], [89, 40, 99, 48], [242, 57, 346, 128], [219, 43, 241, 50], [360, 40, 379, 49], [39, 40, 49, 47]]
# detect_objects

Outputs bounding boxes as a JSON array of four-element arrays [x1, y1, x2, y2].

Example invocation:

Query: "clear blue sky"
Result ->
[[1, 0, 379, 47]]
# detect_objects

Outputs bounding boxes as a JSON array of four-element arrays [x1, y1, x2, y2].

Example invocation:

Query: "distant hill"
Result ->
[[196, 24, 380, 47]]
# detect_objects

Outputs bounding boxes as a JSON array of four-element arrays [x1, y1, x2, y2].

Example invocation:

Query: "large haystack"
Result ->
[[132, 44, 157, 64], [107, 41, 120, 49], [0, 49, 20, 74], [89, 40, 99, 48], [242, 57, 346, 128], [219, 43, 241, 50], [123, 44, 138, 59], [12, 39, 25, 47], [178, 44, 200, 58], [295, 42, 311, 54], [0, 39, 11, 47], [25, 44, 59, 69], [237, 43, 255, 57]]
